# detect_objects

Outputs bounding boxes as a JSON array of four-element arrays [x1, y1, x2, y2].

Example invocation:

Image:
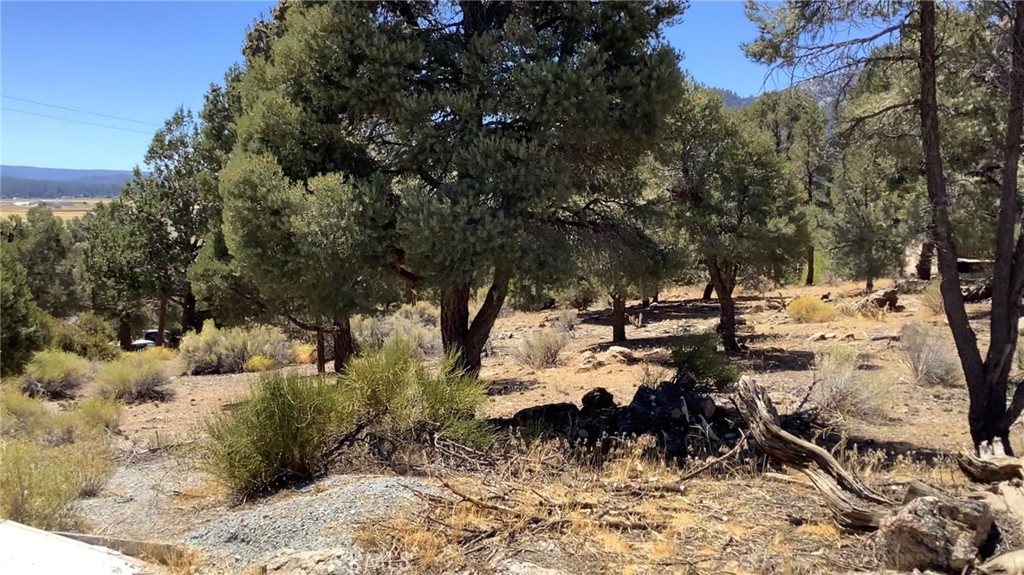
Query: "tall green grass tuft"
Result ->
[[21, 350, 92, 399], [671, 332, 740, 394]]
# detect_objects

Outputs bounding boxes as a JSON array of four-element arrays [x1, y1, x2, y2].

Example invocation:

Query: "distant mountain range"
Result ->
[[2, 166, 135, 199]]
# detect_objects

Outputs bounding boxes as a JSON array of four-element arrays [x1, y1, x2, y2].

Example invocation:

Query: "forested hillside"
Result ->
[[2, 166, 134, 198]]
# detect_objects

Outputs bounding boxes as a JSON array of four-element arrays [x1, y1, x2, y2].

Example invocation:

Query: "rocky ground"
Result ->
[[71, 280, 1007, 574]]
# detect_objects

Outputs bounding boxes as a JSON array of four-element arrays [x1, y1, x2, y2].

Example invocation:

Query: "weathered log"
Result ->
[[735, 378, 895, 529], [977, 549, 1024, 575], [957, 452, 1024, 483]]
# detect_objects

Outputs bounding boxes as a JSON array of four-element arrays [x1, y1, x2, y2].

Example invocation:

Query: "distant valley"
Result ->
[[1, 165, 135, 199]]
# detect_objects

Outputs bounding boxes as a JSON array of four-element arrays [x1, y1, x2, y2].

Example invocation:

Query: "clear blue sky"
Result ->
[[1, 1, 779, 171]]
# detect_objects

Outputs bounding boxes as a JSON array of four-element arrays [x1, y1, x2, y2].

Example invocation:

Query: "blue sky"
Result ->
[[2, 1, 779, 171]]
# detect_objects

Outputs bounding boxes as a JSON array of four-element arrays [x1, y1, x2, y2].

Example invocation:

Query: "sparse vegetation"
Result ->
[[786, 296, 840, 323], [21, 350, 91, 399], [920, 281, 945, 315], [0, 439, 85, 530], [811, 345, 886, 419], [352, 303, 442, 357], [550, 309, 579, 333], [671, 332, 741, 394], [179, 321, 294, 375], [900, 322, 962, 387], [97, 353, 170, 402], [513, 329, 569, 370], [73, 396, 123, 433], [294, 343, 316, 364]]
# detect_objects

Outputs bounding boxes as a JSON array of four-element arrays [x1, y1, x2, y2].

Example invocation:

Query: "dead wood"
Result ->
[[958, 452, 1024, 483], [736, 378, 896, 529]]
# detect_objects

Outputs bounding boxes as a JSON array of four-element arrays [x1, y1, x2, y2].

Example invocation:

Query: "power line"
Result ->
[[2, 107, 155, 135], [1, 95, 162, 127]]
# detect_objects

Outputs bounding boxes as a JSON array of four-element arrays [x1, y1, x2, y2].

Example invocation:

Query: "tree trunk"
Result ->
[[652, 291, 660, 304], [806, 244, 815, 286], [117, 312, 132, 351], [315, 330, 326, 374], [865, 277, 874, 292], [915, 241, 934, 281], [641, 296, 651, 309], [707, 259, 739, 352], [611, 295, 627, 343], [181, 289, 199, 334], [332, 317, 354, 373], [440, 267, 510, 374], [918, 1, 995, 451], [701, 282, 714, 301], [156, 297, 167, 347]]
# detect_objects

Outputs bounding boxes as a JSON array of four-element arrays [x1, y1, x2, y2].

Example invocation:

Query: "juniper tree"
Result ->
[[219, 1, 685, 372], [662, 86, 808, 351], [2, 207, 80, 317], [0, 246, 49, 376]]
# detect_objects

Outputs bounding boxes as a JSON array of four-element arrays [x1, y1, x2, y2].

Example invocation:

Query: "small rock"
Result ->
[[808, 332, 828, 342], [604, 346, 636, 364]]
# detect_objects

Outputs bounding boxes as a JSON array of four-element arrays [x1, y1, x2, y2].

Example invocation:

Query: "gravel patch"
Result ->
[[183, 475, 439, 570]]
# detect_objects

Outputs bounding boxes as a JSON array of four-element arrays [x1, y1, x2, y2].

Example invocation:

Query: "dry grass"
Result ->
[[811, 345, 888, 420], [513, 329, 569, 370], [786, 296, 840, 323], [900, 322, 962, 387], [97, 353, 171, 402], [919, 281, 945, 316], [21, 350, 92, 399]]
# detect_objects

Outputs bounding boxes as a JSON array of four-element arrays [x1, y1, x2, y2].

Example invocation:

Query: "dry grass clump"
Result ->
[[352, 302, 442, 357], [811, 345, 886, 419], [97, 353, 171, 403], [21, 350, 92, 399], [73, 396, 123, 433], [138, 346, 176, 362], [513, 329, 569, 369], [244, 355, 278, 373], [919, 281, 945, 316], [180, 321, 294, 375], [550, 309, 580, 333], [787, 296, 840, 323], [294, 343, 317, 364], [900, 322, 962, 387]]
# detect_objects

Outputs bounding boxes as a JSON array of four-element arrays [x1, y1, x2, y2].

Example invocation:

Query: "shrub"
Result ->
[[74, 396, 123, 433], [50, 313, 120, 361], [97, 354, 170, 403], [671, 332, 740, 394], [550, 309, 579, 333], [294, 343, 317, 364], [393, 301, 439, 328], [811, 345, 886, 419], [60, 441, 116, 497], [201, 374, 348, 497], [513, 329, 569, 369], [179, 321, 294, 375], [920, 281, 944, 316], [21, 350, 91, 399], [352, 307, 442, 357], [244, 355, 278, 373], [900, 322, 962, 387], [0, 439, 84, 530], [786, 296, 840, 323], [555, 278, 601, 311], [1, 387, 59, 439], [138, 346, 176, 362]]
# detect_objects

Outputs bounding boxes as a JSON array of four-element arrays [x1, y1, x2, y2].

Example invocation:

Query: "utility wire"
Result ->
[[1, 95, 162, 127], [2, 107, 155, 135]]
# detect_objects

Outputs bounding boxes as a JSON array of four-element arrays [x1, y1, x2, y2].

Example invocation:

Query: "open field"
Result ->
[[5, 280, 1008, 574], [0, 197, 107, 220]]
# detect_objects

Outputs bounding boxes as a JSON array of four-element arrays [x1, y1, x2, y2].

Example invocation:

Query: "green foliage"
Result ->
[[49, 312, 120, 361], [202, 373, 346, 497], [22, 351, 91, 400], [351, 304, 441, 357], [243, 355, 278, 373], [671, 332, 741, 394], [73, 396, 123, 433], [1, 247, 50, 376], [513, 330, 569, 370], [900, 322, 962, 387], [1, 439, 86, 531], [812, 345, 886, 419], [554, 278, 601, 312], [97, 353, 171, 403], [787, 296, 840, 323], [179, 320, 294, 375], [2, 207, 81, 317]]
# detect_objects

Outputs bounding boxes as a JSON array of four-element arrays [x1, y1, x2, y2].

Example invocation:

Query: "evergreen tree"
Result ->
[[1, 244, 50, 376], [3, 207, 80, 317]]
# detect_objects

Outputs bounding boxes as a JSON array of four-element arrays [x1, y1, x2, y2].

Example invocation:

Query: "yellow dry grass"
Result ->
[[0, 198, 107, 220]]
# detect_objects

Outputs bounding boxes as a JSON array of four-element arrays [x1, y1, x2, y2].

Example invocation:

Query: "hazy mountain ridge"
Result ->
[[2, 165, 134, 198]]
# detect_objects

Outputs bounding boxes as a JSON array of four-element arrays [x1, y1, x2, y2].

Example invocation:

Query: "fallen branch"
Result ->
[[957, 452, 1024, 483]]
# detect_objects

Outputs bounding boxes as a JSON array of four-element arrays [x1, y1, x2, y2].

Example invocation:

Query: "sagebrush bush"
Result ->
[[21, 350, 92, 399], [1, 387, 116, 444], [811, 345, 886, 419], [920, 281, 944, 316], [202, 340, 493, 497], [786, 296, 840, 323], [97, 353, 170, 403], [294, 343, 317, 364], [513, 329, 568, 369], [244, 355, 278, 372], [49, 313, 120, 361], [550, 309, 579, 333], [671, 332, 740, 394], [352, 304, 442, 356], [138, 346, 176, 362], [0, 439, 84, 530], [180, 321, 294, 375], [900, 322, 962, 387], [74, 396, 123, 433]]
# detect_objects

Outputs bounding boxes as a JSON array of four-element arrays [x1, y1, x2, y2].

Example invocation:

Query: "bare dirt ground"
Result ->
[[76, 280, 1001, 574]]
